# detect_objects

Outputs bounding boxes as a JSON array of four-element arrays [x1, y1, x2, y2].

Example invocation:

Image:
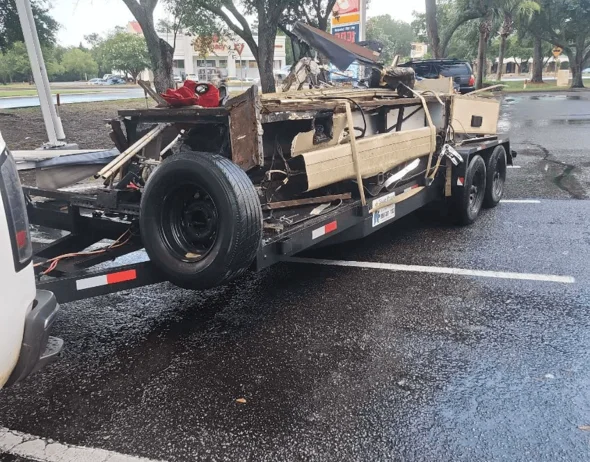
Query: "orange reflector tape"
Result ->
[[312, 221, 338, 240], [76, 269, 137, 291]]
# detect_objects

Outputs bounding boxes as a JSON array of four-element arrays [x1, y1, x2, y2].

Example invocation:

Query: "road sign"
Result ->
[[234, 43, 245, 57], [552, 46, 563, 58]]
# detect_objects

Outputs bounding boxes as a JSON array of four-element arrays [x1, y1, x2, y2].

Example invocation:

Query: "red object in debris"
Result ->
[[160, 80, 220, 108], [196, 83, 220, 108]]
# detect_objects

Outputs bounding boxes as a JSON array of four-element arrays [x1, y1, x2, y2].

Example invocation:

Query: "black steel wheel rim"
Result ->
[[160, 184, 219, 262], [493, 156, 506, 197], [469, 167, 485, 213]]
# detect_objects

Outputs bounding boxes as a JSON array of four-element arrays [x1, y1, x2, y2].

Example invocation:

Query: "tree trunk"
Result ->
[[123, 2, 174, 93], [569, 51, 584, 88], [425, 0, 442, 58], [496, 35, 507, 81], [476, 26, 489, 89], [257, 24, 278, 93], [531, 36, 544, 83]]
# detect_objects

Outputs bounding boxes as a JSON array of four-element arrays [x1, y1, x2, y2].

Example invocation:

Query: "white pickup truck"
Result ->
[[0, 133, 62, 389]]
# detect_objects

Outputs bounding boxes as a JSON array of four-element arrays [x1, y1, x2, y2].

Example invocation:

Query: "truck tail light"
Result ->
[[469, 75, 475, 87], [0, 137, 33, 270]]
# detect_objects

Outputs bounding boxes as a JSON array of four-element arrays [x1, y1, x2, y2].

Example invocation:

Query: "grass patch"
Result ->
[[484, 77, 590, 93], [0, 89, 106, 98]]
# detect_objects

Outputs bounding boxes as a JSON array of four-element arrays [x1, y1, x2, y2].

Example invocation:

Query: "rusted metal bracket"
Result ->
[[263, 193, 352, 210]]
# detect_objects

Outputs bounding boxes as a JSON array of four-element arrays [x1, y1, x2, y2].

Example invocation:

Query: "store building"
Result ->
[[128, 22, 287, 82]]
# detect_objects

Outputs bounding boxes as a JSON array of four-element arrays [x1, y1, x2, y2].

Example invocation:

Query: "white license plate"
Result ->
[[372, 192, 396, 228]]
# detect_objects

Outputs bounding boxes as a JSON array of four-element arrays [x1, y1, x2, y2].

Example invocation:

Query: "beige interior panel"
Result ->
[[298, 126, 435, 191], [415, 77, 453, 94], [451, 95, 500, 135]]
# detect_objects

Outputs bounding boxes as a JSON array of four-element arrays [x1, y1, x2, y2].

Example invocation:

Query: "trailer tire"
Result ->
[[140, 151, 262, 290], [452, 155, 487, 225], [483, 145, 507, 208]]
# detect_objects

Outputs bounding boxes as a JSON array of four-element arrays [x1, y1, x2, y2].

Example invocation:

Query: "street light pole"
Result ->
[[15, 0, 67, 148]]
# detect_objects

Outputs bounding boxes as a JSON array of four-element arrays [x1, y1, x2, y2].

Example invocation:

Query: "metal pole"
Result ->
[[360, 0, 367, 41], [15, 0, 66, 145]]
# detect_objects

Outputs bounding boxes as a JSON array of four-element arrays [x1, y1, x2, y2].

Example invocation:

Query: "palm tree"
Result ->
[[495, 0, 540, 81], [475, 0, 499, 90]]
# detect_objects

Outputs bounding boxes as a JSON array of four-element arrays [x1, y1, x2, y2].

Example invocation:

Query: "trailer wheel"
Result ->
[[483, 145, 507, 208], [140, 151, 262, 290], [453, 155, 487, 225]]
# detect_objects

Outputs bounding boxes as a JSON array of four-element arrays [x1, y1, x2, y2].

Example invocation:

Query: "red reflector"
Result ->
[[106, 270, 137, 284], [325, 221, 338, 233], [16, 230, 28, 249]]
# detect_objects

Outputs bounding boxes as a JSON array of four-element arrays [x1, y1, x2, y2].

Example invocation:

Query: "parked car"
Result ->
[[400, 59, 476, 94], [0, 132, 62, 389], [173, 75, 183, 83], [87, 78, 103, 85], [104, 77, 126, 85]]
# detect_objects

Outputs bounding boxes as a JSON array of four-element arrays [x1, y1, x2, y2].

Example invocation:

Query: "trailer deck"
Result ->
[[23, 84, 512, 303]]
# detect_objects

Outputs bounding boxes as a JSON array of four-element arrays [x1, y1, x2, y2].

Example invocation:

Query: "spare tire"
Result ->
[[140, 151, 262, 290]]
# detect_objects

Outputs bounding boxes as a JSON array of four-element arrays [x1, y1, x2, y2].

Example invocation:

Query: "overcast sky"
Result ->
[[53, 0, 425, 46]]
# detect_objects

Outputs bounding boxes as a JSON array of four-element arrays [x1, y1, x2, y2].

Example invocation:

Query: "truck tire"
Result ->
[[453, 155, 487, 225], [139, 151, 262, 290], [483, 145, 507, 208]]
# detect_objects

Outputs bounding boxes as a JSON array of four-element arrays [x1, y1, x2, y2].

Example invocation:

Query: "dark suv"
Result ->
[[400, 59, 476, 94]]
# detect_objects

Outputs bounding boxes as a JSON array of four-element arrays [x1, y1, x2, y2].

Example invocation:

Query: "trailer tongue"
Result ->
[[25, 85, 513, 303]]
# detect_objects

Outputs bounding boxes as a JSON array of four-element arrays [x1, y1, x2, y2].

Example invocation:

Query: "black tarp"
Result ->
[[292, 22, 381, 72]]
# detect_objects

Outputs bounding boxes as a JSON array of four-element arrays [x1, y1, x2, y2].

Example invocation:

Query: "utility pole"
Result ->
[[359, 0, 367, 41], [15, 0, 72, 149]]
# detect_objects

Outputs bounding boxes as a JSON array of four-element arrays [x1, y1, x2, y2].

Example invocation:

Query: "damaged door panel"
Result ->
[[227, 85, 264, 171]]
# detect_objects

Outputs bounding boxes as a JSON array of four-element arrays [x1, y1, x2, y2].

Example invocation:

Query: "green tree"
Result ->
[[367, 15, 415, 64], [98, 32, 151, 82], [61, 48, 98, 80], [179, 0, 293, 93], [535, 0, 590, 88], [119, 0, 174, 92], [0, 0, 59, 52], [1, 41, 31, 82], [420, 0, 487, 58], [495, 0, 539, 81]]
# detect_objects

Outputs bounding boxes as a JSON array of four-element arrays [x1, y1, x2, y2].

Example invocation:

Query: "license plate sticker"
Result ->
[[372, 192, 396, 228]]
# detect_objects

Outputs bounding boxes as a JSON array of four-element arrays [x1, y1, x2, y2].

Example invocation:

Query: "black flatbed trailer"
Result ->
[[26, 135, 512, 304]]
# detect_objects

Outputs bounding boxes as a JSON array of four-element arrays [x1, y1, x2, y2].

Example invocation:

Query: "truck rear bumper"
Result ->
[[5, 290, 63, 387]]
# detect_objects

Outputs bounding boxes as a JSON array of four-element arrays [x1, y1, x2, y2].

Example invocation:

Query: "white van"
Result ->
[[0, 133, 62, 389]]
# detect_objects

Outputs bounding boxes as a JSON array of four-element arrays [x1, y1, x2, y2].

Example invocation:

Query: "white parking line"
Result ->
[[501, 199, 541, 204], [507, 165, 522, 169], [286, 258, 575, 284], [0, 427, 166, 462]]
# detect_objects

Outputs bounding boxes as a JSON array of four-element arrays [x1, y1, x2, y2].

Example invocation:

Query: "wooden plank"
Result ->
[[118, 107, 228, 118], [137, 80, 169, 107]]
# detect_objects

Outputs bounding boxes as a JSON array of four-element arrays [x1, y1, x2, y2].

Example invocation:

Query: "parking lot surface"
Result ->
[[1, 92, 590, 461]]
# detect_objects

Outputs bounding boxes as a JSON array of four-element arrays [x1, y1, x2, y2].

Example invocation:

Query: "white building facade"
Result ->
[[158, 28, 287, 81]]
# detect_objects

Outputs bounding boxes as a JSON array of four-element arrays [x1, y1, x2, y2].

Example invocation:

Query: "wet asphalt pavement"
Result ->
[[2, 92, 590, 461]]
